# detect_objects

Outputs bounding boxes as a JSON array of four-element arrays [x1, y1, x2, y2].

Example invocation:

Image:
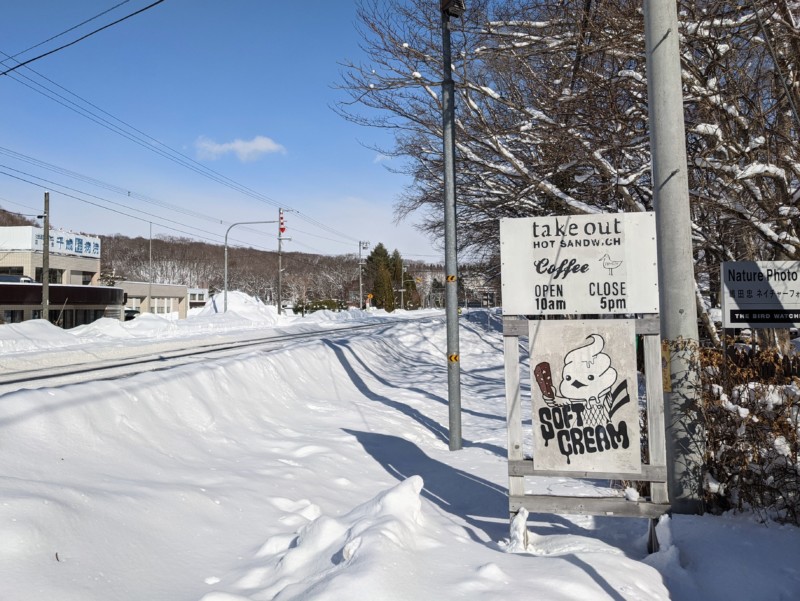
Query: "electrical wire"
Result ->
[[0, 167, 274, 251], [0, 194, 41, 215], [1, 58, 361, 246], [2, 1, 133, 62], [0, 145, 283, 241], [0, 1, 417, 253], [0, 145, 228, 225], [0, 0, 167, 77]]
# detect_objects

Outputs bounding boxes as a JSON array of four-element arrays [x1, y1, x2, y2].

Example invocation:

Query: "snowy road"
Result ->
[[0, 315, 437, 393], [2, 300, 799, 600]]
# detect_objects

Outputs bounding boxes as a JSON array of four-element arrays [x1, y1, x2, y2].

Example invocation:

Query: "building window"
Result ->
[[1, 310, 23, 324], [34, 268, 64, 284], [151, 297, 176, 314]]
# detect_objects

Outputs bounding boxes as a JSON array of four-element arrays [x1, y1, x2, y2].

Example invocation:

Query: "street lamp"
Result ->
[[358, 241, 369, 309], [224, 221, 277, 313], [40, 191, 50, 321], [441, 0, 465, 17], [441, 0, 464, 450]]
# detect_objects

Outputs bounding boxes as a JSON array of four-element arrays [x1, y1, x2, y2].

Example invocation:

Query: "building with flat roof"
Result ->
[[0, 226, 101, 285], [117, 281, 188, 319], [0, 226, 121, 327], [0, 282, 124, 327], [0, 226, 194, 326], [188, 287, 210, 310]]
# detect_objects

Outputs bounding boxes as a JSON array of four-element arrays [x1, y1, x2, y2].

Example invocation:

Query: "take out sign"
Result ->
[[500, 213, 659, 316]]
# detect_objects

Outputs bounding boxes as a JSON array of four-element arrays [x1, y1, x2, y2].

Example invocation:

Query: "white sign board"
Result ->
[[721, 261, 800, 328], [500, 213, 658, 315], [0, 226, 101, 258], [529, 319, 641, 473], [34, 229, 101, 258]]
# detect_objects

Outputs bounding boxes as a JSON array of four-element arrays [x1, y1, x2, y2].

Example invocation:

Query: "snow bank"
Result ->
[[2, 307, 799, 600], [201, 476, 436, 601]]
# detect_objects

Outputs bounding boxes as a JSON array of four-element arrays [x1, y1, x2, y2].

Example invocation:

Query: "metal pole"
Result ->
[[441, 6, 462, 450], [148, 222, 153, 314], [358, 241, 368, 309], [644, 0, 704, 514], [277, 234, 282, 315], [399, 258, 404, 310], [224, 220, 278, 313], [41, 191, 50, 321], [359, 242, 363, 309], [224, 228, 229, 313]]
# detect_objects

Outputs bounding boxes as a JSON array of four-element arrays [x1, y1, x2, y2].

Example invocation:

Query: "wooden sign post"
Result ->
[[500, 214, 669, 552]]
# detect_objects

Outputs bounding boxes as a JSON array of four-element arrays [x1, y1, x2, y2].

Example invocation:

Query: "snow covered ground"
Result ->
[[1, 294, 799, 600]]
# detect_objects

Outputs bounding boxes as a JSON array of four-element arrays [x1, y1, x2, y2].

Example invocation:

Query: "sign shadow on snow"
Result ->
[[323, 339, 506, 454], [343, 429, 508, 544]]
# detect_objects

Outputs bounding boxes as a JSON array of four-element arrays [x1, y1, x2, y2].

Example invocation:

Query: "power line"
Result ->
[[0, 145, 333, 249], [0, 2, 387, 251], [0, 194, 41, 214], [1, 58, 361, 246], [0, 162, 224, 237], [0, 145, 228, 225], [0, 0, 167, 77], [0, 167, 275, 251], [3, 1, 133, 61]]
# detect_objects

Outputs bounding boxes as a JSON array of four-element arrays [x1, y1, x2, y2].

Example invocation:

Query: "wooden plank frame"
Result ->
[[503, 315, 670, 520]]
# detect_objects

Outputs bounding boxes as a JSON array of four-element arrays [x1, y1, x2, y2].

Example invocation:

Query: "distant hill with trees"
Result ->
[[0, 207, 36, 227], [96, 232, 449, 310], [1, 206, 501, 310]]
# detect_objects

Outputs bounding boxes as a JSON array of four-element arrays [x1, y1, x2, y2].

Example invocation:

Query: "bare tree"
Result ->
[[337, 0, 799, 267]]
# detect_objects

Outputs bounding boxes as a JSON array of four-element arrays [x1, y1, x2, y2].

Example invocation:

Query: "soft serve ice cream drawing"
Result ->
[[533, 333, 633, 465]]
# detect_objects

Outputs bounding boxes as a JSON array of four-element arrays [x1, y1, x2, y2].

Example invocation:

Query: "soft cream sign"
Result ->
[[529, 319, 641, 473], [500, 213, 659, 315]]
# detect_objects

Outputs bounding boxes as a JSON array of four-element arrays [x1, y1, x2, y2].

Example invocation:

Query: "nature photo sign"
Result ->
[[721, 261, 800, 328], [529, 319, 641, 473]]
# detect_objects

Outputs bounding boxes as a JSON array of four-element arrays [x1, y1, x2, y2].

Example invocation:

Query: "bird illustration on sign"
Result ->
[[600, 253, 622, 275]]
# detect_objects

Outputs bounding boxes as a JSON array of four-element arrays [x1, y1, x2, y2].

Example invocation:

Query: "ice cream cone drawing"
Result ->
[[535, 334, 630, 428]]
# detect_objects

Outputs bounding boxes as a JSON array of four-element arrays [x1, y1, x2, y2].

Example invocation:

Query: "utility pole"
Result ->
[[441, 0, 464, 451], [148, 222, 153, 314], [358, 241, 369, 309], [278, 237, 282, 314], [644, 0, 704, 514], [277, 209, 290, 315], [398, 258, 405, 310], [41, 191, 50, 321]]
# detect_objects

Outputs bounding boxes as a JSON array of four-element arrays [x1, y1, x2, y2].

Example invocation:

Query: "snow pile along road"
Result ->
[[1, 297, 798, 600]]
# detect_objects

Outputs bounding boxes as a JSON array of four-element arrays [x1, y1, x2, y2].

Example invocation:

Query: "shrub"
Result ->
[[293, 299, 345, 314], [700, 344, 800, 524]]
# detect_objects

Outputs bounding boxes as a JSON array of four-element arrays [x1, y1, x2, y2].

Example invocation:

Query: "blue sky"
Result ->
[[0, 0, 442, 260]]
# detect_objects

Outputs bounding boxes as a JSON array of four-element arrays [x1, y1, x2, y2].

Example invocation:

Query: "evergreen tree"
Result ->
[[373, 263, 395, 312], [389, 249, 403, 285], [365, 243, 395, 310], [365, 243, 390, 287], [400, 269, 419, 309]]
